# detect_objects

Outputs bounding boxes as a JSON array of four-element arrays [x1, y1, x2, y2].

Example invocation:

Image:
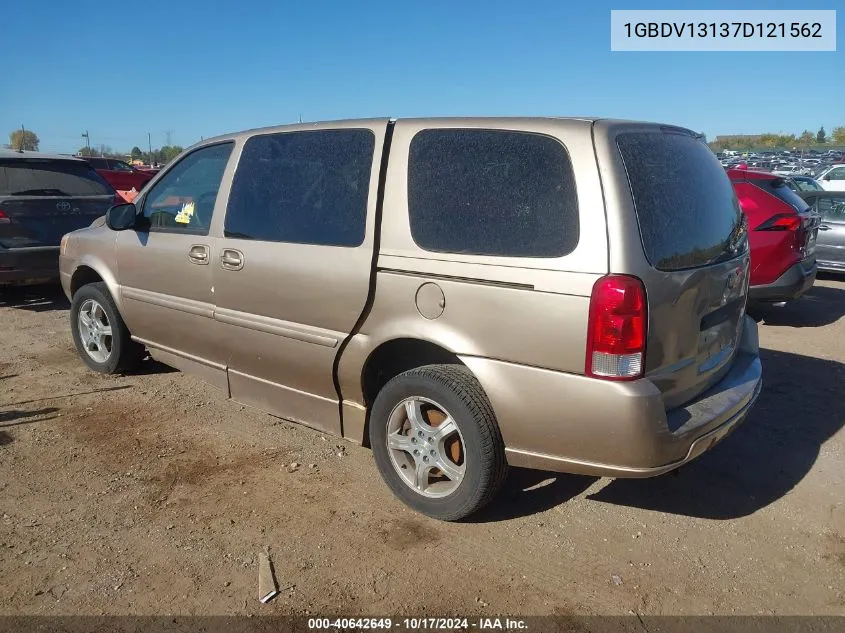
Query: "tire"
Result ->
[[369, 364, 508, 521], [70, 282, 144, 374]]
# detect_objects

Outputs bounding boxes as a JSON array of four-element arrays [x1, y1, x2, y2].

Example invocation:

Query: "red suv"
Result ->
[[728, 167, 820, 301], [83, 157, 155, 192]]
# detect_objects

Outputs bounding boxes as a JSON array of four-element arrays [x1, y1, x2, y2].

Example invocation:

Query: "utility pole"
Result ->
[[19, 124, 25, 151], [148, 132, 153, 163], [81, 130, 90, 154]]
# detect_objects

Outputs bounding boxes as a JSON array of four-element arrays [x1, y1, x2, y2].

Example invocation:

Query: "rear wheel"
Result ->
[[70, 282, 143, 374], [369, 364, 507, 521]]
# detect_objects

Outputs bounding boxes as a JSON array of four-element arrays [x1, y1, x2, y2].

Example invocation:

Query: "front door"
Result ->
[[212, 123, 387, 433], [116, 142, 235, 388]]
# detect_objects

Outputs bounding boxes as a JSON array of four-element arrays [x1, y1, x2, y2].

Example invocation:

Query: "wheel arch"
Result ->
[[353, 337, 480, 447], [69, 257, 123, 312]]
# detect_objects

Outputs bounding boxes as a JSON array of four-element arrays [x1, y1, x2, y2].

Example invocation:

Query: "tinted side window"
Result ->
[[408, 129, 579, 257], [0, 160, 113, 196], [141, 143, 233, 234], [617, 132, 745, 271], [224, 129, 375, 247]]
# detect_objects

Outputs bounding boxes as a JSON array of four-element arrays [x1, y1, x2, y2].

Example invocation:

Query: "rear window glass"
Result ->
[[617, 131, 745, 271], [408, 129, 579, 257], [749, 177, 810, 213], [0, 160, 113, 197]]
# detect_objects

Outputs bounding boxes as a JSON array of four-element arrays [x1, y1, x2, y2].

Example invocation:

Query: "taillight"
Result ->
[[585, 275, 647, 381], [755, 213, 800, 232], [0, 210, 9, 224]]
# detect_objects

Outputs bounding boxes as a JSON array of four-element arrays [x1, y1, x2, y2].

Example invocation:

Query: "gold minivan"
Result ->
[[60, 118, 762, 520]]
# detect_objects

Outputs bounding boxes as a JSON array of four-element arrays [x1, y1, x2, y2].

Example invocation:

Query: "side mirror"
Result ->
[[105, 203, 138, 231]]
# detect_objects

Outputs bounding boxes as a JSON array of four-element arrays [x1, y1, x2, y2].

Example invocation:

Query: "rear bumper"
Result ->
[[0, 246, 60, 284], [749, 259, 816, 302], [461, 316, 762, 478]]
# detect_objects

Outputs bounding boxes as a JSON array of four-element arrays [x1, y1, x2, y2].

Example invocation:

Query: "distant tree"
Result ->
[[9, 129, 39, 151], [159, 145, 183, 162], [831, 126, 845, 144], [816, 126, 827, 144], [130, 146, 143, 160], [798, 130, 815, 145], [77, 146, 97, 157]]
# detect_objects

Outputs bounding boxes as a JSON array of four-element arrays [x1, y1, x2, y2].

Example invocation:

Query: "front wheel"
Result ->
[[369, 364, 507, 521], [70, 282, 143, 374]]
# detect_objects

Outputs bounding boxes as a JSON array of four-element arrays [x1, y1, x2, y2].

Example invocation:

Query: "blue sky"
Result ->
[[3, 0, 842, 153]]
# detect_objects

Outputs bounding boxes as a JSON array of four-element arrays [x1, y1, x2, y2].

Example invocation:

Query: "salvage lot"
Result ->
[[0, 279, 843, 616]]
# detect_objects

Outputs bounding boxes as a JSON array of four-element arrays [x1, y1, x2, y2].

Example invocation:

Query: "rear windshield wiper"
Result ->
[[10, 188, 72, 196]]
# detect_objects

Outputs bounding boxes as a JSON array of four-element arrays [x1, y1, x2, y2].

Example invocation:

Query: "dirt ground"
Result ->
[[0, 278, 843, 617]]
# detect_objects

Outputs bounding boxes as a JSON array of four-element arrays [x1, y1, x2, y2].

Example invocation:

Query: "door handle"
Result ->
[[220, 248, 244, 271], [819, 224, 830, 231], [187, 244, 209, 264]]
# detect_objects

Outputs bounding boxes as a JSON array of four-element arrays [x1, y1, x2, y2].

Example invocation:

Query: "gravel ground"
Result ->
[[0, 278, 843, 616]]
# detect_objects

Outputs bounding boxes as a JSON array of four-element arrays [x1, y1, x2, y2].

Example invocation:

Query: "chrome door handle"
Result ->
[[220, 248, 244, 271], [188, 244, 209, 264]]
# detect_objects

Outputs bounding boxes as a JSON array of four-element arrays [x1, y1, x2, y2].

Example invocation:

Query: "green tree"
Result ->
[[798, 130, 815, 145], [831, 126, 845, 144], [9, 129, 39, 151], [816, 126, 827, 144], [77, 146, 97, 157], [159, 145, 183, 162], [130, 146, 143, 160]]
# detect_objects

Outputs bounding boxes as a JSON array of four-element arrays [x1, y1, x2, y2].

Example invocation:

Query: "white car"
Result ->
[[817, 165, 845, 191]]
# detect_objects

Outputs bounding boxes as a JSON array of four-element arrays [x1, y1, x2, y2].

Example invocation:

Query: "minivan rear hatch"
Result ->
[[609, 126, 751, 410], [0, 158, 114, 249]]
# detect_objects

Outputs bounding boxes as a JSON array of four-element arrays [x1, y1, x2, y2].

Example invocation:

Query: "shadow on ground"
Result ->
[[749, 283, 845, 328], [466, 469, 598, 523], [0, 407, 60, 426], [0, 283, 68, 312], [133, 358, 178, 376], [6, 385, 131, 407], [586, 348, 844, 519]]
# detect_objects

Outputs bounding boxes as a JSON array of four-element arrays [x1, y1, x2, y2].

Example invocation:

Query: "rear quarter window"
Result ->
[[408, 129, 579, 257], [617, 131, 745, 271]]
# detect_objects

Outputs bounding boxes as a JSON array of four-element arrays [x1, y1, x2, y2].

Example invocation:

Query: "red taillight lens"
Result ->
[[586, 275, 647, 380], [755, 213, 800, 232], [0, 210, 9, 224]]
